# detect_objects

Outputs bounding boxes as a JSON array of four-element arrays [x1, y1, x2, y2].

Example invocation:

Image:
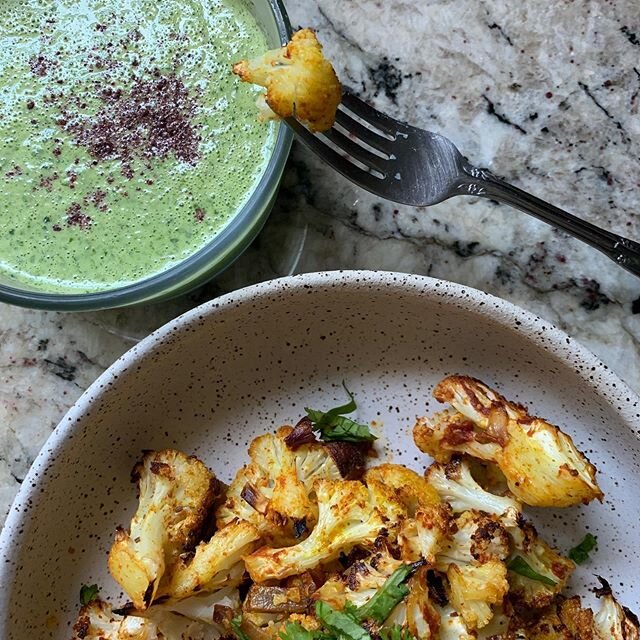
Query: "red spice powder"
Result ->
[[64, 75, 200, 166], [66, 203, 92, 229]]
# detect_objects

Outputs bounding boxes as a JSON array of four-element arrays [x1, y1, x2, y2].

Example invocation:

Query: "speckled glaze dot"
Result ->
[[0, 271, 638, 637]]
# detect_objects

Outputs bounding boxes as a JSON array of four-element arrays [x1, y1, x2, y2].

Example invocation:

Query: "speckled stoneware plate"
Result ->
[[1, 271, 639, 638]]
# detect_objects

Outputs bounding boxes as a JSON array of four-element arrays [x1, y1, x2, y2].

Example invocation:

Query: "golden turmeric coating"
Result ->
[[232, 28, 342, 132]]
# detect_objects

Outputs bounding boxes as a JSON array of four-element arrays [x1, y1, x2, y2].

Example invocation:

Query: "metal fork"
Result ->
[[286, 90, 640, 278]]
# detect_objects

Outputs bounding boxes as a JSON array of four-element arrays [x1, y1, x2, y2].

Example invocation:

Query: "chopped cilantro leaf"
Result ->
[[568, 533, 597, 564], [79, 584, 99, 605], [305, 383, 376, 444], [507, 556, 557, 586]]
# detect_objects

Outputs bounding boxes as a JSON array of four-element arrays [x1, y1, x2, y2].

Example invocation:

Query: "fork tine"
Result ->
[[286, 119, 386, 194], [335, 109, 396, 155], [323, 127, 389, 174], [341, 90, 406, 136]]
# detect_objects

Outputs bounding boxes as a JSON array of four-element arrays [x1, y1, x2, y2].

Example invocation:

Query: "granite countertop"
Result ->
[[1, 0, 639, 524]]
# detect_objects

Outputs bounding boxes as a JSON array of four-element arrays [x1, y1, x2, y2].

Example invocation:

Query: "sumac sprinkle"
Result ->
[[66, 203, 92, 229], [64, 75, 200, 165], [29, 55, 55, 77]]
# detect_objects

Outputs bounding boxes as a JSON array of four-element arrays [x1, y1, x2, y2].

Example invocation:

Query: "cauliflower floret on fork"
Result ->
[[232, 28, 342, 132], [108, 450, 219, 610], [414, 376, 603, 507]]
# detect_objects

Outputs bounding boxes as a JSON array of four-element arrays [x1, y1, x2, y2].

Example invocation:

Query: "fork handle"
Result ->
[[462, 165, 640, 277]]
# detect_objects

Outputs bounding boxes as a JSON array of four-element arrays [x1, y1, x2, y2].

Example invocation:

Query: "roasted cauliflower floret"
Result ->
[[108, 450, 218, 609], [232, 28, 341, 132], [71, 599, 218, 640], [399, 503, 454, 564], [72, 600, 159, 640], [160, 519, 260, 599], [594, 578, 640, 640], [436, 604, 476, 640], [365, 464, 440, 515], [414, 376, 603, 507], [425, 456, 521, 516], [404, 567, 442, 639], [217, 427, 341, 545], [435, 510, 510, 571], [244, 479, 394, 582], [447, 560, 508, 630], [326, 541, 404, 609], [505, 515, 575, 609], [151, 585, 240, 627]]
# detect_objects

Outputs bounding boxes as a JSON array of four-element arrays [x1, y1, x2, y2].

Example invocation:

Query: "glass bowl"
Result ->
[[0, 0, 293, 311]]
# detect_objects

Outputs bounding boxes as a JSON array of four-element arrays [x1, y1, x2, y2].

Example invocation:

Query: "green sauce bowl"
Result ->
[[0, 0, 293, 311]]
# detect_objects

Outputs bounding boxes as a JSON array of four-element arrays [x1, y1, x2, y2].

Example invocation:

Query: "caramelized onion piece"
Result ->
[[244, 584, 312, 613], [485, 405, 510, 447], [241, 482, 269, 514], [284, 417, 317, 449], [325, 442, 365, 480]]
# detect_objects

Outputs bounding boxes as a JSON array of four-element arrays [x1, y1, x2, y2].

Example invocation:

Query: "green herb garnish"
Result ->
[[305, 383, 377, 444], [280, 622, 333, 640], [379, 626, 416, 640], [355, 564, 414, 623], [79, 584, 99, 606], [315, 601, 371, 640], [568, 533, 598, 564], [507, 556, 557, 586], [231, 615, 252, 640]]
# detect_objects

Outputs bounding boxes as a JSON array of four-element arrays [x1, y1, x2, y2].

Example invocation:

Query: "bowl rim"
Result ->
[[0, 0, 294, 311], [1, 270, 639, 552]]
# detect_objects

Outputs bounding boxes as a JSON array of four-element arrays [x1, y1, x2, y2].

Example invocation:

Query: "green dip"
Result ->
[[0, 0, 274, 293]]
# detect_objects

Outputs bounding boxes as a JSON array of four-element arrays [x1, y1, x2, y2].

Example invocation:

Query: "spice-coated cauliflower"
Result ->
[[593, 578, 640, 640], [313, 539, 403, 609], [108, 450, 219, 609], [216, 427, 343, 546], [425, 456, 521, 517], [244, 479, 396, 582], [505, 589, 639, 640], [434, 510, 511, 571], [364, 464, 441, 515], [414, 376, 603, 507], [398, 503, 454, 565], [388, 567, 441, 639], [160, 518, 261, 600], [232, 28, 342, 132], [503, 509, 575, 609], [71, 599, 219, 640], [447, 559, 509, 630]]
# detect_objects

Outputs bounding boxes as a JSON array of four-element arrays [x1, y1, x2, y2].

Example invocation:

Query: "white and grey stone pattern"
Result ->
[[1, 0, 639, 523]]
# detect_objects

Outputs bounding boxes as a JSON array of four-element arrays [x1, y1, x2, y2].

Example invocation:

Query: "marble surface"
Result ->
[[1, 0, 640, 525]]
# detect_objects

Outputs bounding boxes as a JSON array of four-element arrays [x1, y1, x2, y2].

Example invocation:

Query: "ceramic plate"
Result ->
[[1, 271, 638, 638]]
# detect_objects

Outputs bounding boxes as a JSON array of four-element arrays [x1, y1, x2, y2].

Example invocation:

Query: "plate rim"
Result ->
[[1, 269, 638, 584]]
